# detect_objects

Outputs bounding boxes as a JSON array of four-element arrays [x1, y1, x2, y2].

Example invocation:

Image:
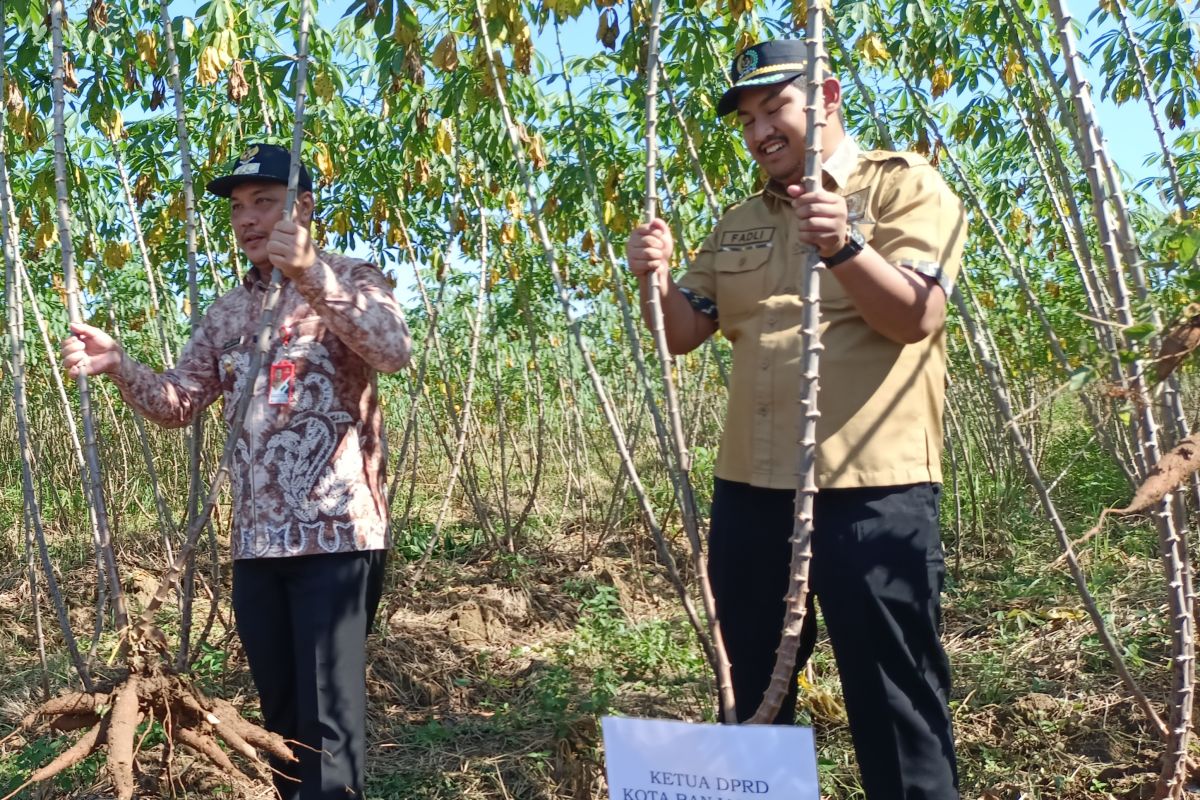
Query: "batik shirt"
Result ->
[[111, 250, 411, 559]]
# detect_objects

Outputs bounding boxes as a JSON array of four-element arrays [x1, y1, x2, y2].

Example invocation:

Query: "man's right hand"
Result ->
[[62, 322, 122, 378], [626, 218, 674, 299]]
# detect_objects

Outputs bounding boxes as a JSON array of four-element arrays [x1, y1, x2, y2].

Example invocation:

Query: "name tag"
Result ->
[[720, 227, 775, 250], [268, 360, 295, 406]]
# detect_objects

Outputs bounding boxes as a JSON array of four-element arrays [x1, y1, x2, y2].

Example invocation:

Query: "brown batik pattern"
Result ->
[[110, 250, 411, 559]]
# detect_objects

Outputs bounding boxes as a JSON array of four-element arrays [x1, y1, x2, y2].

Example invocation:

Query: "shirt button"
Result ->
[[758, 406, 768, 417], [738, 256, 747, 267], [760, 358, 769, 370]]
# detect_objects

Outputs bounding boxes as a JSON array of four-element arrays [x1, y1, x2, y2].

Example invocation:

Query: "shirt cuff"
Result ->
[[897, 258, 954, 296]]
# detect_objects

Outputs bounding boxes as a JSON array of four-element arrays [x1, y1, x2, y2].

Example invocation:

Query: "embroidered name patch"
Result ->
[[719, 227, 775, 250]]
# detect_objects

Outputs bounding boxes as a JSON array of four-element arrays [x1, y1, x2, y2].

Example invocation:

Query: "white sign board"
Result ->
[[601, 716, 819, 800]]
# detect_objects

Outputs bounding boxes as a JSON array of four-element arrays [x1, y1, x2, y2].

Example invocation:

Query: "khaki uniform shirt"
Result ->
[[678, 136, 966, 490], [111, 250, 412, 559]]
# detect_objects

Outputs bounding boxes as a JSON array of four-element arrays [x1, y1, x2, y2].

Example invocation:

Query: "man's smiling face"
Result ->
[[736, 80, 809, 185]]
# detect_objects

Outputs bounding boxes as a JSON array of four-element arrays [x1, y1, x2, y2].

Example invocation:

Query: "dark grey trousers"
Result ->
[[708, 479, 958, 800], [232, 549, 386, 800]]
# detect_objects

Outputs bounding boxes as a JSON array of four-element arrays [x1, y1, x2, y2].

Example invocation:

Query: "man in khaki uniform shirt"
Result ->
[[628, 40, 965, 799]]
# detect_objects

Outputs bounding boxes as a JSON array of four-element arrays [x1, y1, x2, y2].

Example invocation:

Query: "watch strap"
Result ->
[[823, 233, 863, 268]]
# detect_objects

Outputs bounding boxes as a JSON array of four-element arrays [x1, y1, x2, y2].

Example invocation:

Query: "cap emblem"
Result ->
[[736, 49, 759, 79], [238, 145, 260, 164]]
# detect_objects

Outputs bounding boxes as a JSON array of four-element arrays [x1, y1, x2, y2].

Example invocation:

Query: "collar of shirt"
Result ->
[[761, 134, 862, 208], [242, 265, 267, 291]]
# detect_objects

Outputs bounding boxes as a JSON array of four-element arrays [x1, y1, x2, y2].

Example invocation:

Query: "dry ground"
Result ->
[[0, 518, 1183, 799]]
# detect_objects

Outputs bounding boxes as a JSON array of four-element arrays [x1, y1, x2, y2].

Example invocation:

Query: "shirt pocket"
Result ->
[[714, 247, 771, 322]]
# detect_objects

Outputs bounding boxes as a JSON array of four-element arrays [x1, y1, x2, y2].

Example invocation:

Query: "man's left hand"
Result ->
[[267, 219, 317, 279], [788, 185, 848, 258]]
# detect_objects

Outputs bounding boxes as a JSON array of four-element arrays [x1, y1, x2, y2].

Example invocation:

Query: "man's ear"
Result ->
[[822, 77, 843, 115], [295, 190, 315, 225]]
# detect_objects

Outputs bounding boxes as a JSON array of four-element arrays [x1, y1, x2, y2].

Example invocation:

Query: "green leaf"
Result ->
[[1124, 322, 1156, 341]]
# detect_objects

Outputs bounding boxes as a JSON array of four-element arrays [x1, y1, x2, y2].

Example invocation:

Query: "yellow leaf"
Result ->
[[35, 222, 58, 252], [314, 71, 334, 102], [371, 195, 388, 225], [332, 209, 349, 236], [314, 143, 334, 181], [4, 76, 25, 114], [1007, 206, 1027, 235], [603, 168, 621, 202], [103, 241, 132, 267], [930, 65, 952, 98], [528, 133, 547, 170], [581, 230, 595, 253], [196, 46, 222, 85], [504, 189, 522, 218], [728, 0, 754, 23], [215, 27, 239, 64], [431, 34, 459, 72], [512, 22, 533, 74], [1001, 48, 1024, 87], [434, 117, 454, 156], [500, 222, 516, 243], [790, 0, 807, 29], [854, 33, 890, 65], [610, 207, 630, 235], [135, 31, 159, 70]]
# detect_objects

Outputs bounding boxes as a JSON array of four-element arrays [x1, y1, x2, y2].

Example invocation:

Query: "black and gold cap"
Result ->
[[206, 143, 313, 198], [715, 40, 808, 116]]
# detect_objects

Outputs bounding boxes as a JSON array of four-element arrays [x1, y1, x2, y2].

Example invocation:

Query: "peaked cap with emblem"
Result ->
[[716, 39, 809, 116], [206, 142, 313, 198]]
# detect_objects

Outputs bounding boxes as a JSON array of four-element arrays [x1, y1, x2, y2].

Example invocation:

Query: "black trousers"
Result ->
[[707, 479, 958, 800], [232, 549, 387, 800]]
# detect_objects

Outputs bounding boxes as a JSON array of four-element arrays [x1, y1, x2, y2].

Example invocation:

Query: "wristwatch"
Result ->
[[823, 227, 866, 268]]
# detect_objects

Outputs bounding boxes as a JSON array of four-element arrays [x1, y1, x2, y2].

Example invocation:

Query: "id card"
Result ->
[[268, 360, 295, 406]]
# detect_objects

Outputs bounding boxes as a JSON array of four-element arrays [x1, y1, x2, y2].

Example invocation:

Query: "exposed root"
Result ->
[[1055, 435, 1199, 567], [1154, 304, 1200, 383], [208, 696, 295, 764], [107, 674, 141, 800], [19, 690, 110, 728], [46, 712, 102, 732], [174, 723, 242, 777], [10, 666, 294, 797]]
